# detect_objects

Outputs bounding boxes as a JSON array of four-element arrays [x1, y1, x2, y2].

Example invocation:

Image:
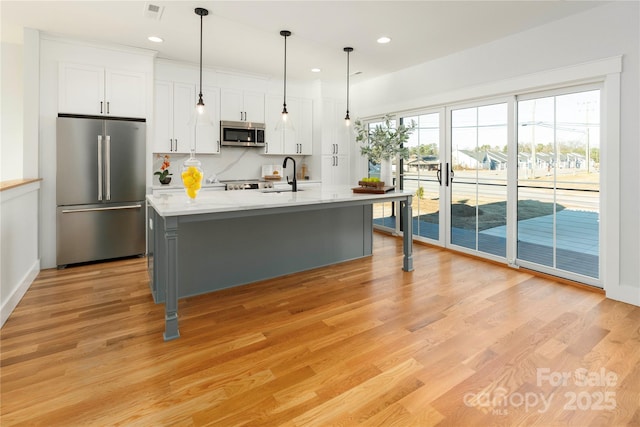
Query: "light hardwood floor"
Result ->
[[1, 234, 639, 426]]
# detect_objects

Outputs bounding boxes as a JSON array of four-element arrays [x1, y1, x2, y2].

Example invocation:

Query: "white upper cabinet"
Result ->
[[59, 62, 146, 118], [194, 85, 221, 154], [153, 81, 221, 155], [153, 81, 195, 154], [104, 69, 147, 118], [319, 99, 351, 185], [221, 88, 265, 123], [264, 95, 313, 156]]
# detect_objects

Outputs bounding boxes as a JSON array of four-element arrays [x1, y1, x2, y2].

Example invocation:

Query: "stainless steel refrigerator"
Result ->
[[56, 114, 146, 267]]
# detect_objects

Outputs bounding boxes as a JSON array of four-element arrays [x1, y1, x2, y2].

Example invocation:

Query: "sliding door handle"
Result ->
[[437, 163, 442, 186]]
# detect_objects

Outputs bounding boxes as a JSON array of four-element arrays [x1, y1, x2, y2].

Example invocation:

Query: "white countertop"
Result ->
[[147, 184, 412, 217]]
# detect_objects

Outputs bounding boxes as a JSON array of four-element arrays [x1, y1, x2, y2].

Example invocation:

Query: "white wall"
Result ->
[[351, 2, 639, 306], [1, 181, 40, 326], [1, 42, 24, 180]]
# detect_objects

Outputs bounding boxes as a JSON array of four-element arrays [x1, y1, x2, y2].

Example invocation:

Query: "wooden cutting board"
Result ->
[[352, 186, 395, 194]]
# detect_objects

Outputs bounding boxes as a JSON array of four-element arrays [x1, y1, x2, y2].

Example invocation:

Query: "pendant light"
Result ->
[[195, 7, 208, 115], [276, 30, 295, 131], [344, 47, 353, 126], [181, 7, 208, 203]]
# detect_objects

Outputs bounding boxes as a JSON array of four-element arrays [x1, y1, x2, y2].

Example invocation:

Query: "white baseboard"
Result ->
[[1, 259, 40, 327], [606, 283, 640, 307]]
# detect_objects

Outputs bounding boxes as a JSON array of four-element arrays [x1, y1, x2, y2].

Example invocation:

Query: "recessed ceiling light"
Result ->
[[311, 68, 321, 73], [148, 36, 163, 43], [377, 36, 391, 44]]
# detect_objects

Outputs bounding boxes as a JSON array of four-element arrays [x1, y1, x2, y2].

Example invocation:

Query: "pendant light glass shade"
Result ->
[[344, 47, 353, 126], [276, 30, 295, 132]]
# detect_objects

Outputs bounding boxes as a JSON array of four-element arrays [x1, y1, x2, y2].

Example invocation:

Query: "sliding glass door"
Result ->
[[448, 102, 509, 258], [379, 86, 601, 286], [517, 89, 600, 281], [401, 112, 443, 242]]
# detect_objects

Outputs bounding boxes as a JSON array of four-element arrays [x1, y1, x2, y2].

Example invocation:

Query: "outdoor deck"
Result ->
[[374, 208, 599, 279]]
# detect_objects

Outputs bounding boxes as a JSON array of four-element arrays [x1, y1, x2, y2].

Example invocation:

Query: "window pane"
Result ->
[[403, 113, 440, 240], [451, 104, 508, 257]]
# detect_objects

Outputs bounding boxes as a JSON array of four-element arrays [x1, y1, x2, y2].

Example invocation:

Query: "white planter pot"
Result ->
[[380, 158, 393, 186]]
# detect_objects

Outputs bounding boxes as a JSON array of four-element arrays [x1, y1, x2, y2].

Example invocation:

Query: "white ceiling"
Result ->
[[1, 1, 605, 84]]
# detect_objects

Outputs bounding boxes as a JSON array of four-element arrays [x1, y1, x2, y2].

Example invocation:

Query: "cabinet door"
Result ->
[[153, 81, 173, 153], [58, 63, 104, 115], [220, 88, 244, 121], [243, 91, 265, 123], [298, 98, 313, 155], [282, 97, 300, 155], [333, 155, 350, 184], [264, 94, 284, 155], [172, 83, 196, 154], [105, 69, 146, 118], [321, 99, 338, 155], [195, 86, 221, 154], [321, 155, 350, 185]]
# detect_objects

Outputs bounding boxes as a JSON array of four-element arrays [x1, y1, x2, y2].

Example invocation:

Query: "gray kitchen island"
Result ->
[[147, 184, 413, 340]]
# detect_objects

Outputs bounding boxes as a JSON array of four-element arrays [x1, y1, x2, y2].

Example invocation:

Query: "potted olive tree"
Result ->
[[353, 115, 416, 186]]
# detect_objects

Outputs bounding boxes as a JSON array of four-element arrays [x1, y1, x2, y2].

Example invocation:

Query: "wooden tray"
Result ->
[[352, 186, 395, 194], [357, 180, 385, 188], [264, 175, 282, 181]]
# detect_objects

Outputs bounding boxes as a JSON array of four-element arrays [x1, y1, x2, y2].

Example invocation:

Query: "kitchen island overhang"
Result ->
[[147, 185, 413, 341]]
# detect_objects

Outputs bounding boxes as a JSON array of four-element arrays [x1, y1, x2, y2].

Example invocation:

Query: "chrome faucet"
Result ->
[[282, 156, 297, 192]]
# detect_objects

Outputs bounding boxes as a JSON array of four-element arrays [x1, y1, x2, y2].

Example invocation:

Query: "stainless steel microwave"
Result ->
[[220, 121, 265, 147]]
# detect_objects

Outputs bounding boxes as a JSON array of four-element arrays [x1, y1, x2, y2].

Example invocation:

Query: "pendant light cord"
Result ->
[[199, 13, 203, 98], [346, 49, 350, 116], [283, 32, 288, 113], [344, 47, 353, 122]]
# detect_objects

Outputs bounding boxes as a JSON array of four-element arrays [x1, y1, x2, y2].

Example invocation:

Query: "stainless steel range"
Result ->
[[221, 180, 274, 191]]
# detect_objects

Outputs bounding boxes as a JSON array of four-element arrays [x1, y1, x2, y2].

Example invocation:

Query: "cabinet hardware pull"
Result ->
[[106, 101, 110, 114], [100, 101, 103, 114]]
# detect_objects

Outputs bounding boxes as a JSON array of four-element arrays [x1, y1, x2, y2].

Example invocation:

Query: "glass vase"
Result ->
[[181, 151, 203, 201]]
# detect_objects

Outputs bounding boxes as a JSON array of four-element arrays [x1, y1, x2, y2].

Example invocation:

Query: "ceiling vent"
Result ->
[[144, 3, 164, 20]]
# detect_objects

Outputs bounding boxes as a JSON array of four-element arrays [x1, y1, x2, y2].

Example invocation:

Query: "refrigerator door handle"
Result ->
[[98, 135, 103, 200], [105, 135, 111, 200], [61, 204, 143, 214]]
